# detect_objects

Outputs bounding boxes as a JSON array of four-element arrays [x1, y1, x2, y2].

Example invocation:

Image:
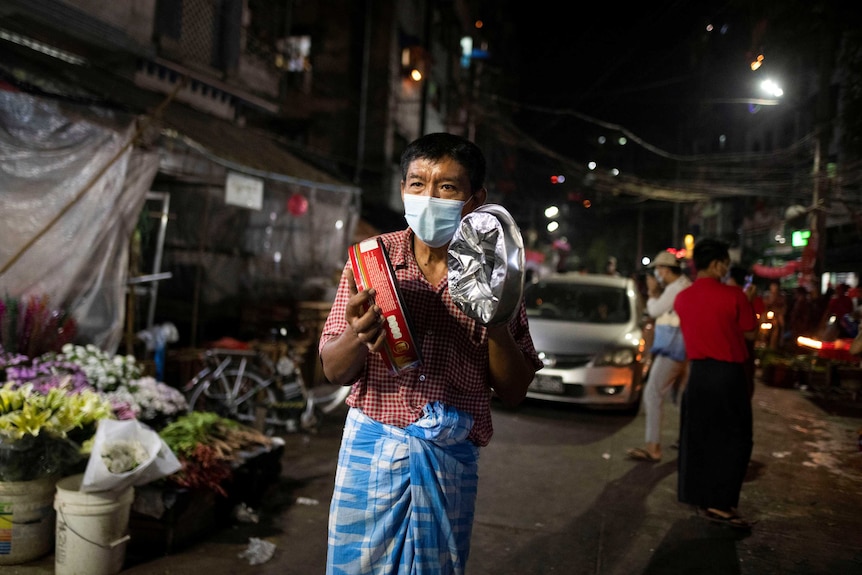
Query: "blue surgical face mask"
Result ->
[[403, 194, 468, 248]]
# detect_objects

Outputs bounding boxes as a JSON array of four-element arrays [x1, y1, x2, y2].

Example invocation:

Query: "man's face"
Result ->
[[400, 157, 485, 214]]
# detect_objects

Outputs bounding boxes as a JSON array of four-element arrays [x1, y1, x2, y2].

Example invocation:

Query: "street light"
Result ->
[[760, 78, 784, 98]]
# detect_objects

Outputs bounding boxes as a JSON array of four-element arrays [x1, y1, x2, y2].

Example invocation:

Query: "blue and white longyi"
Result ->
[[326, 402, 479, 575]]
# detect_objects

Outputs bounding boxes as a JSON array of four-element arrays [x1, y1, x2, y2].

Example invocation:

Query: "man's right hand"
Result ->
[[344, 267, 386, 352]]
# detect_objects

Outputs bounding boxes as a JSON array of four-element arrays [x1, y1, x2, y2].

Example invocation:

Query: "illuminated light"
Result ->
[[706, 24, 714, 32], [751, 54, 765, 71], [798, 336, 822, 349], [475, 20, 483, 29], [546, 221, 560, 233], [544, 206, 559, 218], [760, 78, 783, 98], [410, 69, 422, 81], [684, 234, 694, 252], [460, 37, 473, 57], [588, 161, 597, 170], [618, 137, 627, 145], [273, 251, 282, 263], [610, 168, 619, 176], [550, 174, 565, 184], [335, 219, 344, 230], [582, 200, 591, 208], [791, 229, 810, 247], [598, 136, 606, 144]]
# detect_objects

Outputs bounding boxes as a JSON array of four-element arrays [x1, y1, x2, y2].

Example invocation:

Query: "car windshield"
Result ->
[[525, 281, 631, 324]]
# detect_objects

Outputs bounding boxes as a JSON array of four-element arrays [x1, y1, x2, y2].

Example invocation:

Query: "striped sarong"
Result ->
[[326, 402, 479, 575]]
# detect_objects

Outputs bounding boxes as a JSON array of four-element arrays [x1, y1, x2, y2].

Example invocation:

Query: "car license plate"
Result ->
[[529, 374, 564, 394]]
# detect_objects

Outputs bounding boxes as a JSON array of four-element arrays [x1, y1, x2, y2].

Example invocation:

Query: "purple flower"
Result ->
[[3, 354, 93, 393]]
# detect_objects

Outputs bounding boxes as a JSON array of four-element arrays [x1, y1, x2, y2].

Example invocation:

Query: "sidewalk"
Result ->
[[5, 372, 862, 574]]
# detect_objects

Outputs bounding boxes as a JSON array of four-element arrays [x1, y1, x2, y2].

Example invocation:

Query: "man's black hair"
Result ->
[[399, 133, 486, 192], [692, 238, 730, 272]]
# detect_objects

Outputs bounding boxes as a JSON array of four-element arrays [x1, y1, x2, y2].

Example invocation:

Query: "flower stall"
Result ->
[[0, 294, 283, 566]]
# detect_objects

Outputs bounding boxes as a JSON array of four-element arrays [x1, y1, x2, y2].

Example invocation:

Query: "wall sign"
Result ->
[[225, 172, 264, 210]]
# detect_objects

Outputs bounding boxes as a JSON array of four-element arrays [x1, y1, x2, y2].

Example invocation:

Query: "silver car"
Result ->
[[524, 273, 648, 411]]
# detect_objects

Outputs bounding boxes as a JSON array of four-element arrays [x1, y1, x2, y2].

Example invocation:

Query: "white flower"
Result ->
[[58, 345, 142, 392], [109, 377, 188, 422], [101, 440, 150, 473]]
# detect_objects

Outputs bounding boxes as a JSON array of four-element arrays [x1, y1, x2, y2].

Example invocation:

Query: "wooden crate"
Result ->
[[126, 441, 284, 561]]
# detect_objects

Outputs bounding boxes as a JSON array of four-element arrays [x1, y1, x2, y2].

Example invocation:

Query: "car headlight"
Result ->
[[594, 347, 636, 367], [538, 351, 556, 368]]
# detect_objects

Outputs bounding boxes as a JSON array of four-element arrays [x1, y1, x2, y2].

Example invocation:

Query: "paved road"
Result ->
[[8, 374, 862, 574]]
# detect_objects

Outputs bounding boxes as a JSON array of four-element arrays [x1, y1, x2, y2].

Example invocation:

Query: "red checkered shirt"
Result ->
[[319, 228, 541, 447]]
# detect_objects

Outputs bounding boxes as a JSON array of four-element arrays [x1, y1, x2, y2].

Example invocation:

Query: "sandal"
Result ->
[[626, 447, 661, 463], [698, 507, 756, 530]]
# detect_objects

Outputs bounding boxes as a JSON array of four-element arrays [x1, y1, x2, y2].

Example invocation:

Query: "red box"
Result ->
[[348, 239, 422, 374]]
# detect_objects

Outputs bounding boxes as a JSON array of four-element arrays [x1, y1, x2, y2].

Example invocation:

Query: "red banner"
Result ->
[[752, 260, 800, 279]]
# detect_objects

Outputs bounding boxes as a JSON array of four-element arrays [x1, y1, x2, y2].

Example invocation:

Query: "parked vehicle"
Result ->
[[523, 273, 648, 412]]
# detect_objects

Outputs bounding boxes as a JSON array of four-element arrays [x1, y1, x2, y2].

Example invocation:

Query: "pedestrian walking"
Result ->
[[673, 238, 758, 529], [626, 250, 690, 463], [318, 132, 543, 574]]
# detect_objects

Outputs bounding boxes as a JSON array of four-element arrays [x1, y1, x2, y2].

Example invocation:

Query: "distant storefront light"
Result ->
[[791, 229, 810, 247]]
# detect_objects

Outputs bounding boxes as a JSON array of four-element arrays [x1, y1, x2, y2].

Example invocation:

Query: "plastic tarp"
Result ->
[[0, 91, 159, 353]]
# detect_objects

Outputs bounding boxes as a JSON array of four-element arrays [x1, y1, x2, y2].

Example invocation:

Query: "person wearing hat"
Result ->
[[626, 250, 691, 462]]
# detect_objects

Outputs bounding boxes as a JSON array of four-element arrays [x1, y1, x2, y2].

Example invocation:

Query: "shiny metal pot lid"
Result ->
[[448, 204, 525, 325]]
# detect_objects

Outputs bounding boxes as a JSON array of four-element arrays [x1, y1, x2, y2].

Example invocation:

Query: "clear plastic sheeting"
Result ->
[[0, 91, 158, 353], [448, 204, 526, 326]]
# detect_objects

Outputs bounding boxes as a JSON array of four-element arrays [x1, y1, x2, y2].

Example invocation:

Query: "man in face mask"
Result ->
[[318, 132, 542, 574]]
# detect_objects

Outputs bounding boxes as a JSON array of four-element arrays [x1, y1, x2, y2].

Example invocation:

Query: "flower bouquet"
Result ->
[[0, 380, 115, 481], [81, 418, 181, 493]]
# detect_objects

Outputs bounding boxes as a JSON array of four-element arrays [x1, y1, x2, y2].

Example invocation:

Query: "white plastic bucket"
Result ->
[[0, 476, 57, 565], [54, 473, 134, 575]]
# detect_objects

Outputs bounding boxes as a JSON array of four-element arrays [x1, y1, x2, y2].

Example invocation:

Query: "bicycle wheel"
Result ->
[[228, 368, 277, 426], [188, 368, 275, 425]]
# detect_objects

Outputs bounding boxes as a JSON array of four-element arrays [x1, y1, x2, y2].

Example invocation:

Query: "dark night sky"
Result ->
[[496, 1, 758, 154], [471, 1, 767, 269]]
